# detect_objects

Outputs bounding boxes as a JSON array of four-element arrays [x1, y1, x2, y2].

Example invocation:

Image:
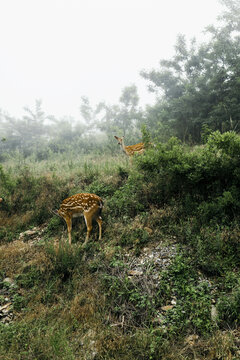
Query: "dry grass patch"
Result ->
[[0, 239, 51, 277], [0, 211, 33, 231], [70, 293, 96, 323], [166, 330, 240, 360], [68, 273, 105, 323]]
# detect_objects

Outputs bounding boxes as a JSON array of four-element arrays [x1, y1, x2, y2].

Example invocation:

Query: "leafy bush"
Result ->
[[157, 254, 213, 335], [0, 166, 70, 239], [102, 265, 156, 327], [119, 227, 149, 247], [107, 172, 148, 218], [101, 251, 213, 336], [183, 223, 240, 275], [0, 165, 16, 198], [46, 242, 84, 281], [87, 179, 117, 197], [217, 287, 240, 327], [132, 132, 240, 223], [207, 130, 240, 157]]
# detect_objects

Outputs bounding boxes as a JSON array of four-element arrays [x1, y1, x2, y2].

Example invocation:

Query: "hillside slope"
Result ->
[[1, 132, 240, 359]]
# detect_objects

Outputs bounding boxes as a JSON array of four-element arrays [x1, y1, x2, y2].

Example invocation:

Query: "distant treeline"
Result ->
[[0, 0, 240, 159]]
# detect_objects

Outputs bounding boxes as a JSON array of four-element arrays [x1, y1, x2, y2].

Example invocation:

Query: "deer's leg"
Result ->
[[83, 213, 92, 245], [96, 216, 102, 240], [64, 216, 72, 245]]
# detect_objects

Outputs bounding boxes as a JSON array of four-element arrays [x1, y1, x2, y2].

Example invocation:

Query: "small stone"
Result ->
[[19, 229, 38, 241], [211, 305, 218, 322], [152, 313, 166, 324], [185, 334, 199, 346], [144, 227, 153, 234], [161, 305, 174, 312], [128, 270, 143, 276], [1, 316, 11, 323], [3, 278, 14, 285], [0, 302, 12, 312]]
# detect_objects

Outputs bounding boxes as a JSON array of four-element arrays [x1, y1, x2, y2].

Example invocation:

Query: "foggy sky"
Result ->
[[0, 0, 223, 120]]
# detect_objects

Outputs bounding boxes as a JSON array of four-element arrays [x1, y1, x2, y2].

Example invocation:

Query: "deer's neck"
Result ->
[[120, 139, 127, 154]]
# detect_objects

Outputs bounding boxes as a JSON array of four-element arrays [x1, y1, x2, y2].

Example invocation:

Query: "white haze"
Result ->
[[0, 0, 223, 120]]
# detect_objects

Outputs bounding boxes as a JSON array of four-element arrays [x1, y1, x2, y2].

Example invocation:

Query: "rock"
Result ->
[[161, 305, 174, 312], [81, 329, 98, 360], [1, 316, 12, 324], [211, 305, 218, 322], [152, 313, 166, 325], [19, 229, 38, 241], [3, 278, 14, 286], [144, 227, 153, 234], [128, 270, 143, 276], [171, 299, 177, 305], [0, 302, 12, 312], [185, 334, 199, 346]]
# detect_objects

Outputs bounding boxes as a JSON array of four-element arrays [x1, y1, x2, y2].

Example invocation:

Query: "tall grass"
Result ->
[[2, 152, 128, 179]]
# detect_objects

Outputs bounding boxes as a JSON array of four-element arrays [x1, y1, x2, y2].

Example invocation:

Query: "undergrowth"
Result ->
[[0, 131, 240, 359]]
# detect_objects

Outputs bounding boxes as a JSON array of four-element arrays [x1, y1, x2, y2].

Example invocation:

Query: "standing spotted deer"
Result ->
[[57, 193, 103, 245], [114, 136, 145, 157]]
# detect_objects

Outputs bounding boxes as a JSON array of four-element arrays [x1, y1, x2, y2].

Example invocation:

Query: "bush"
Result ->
[[133, 132, 240, 223], [157, 254, 213, 335], [217, 287, 240, 327], [46, 242, 84, 280], [207, 130, 240, 157], [0, 166, 70, 239]]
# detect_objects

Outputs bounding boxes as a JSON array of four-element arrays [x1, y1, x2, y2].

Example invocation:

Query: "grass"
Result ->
[[3, 152, 128, 179], [1, 141, 240, 359]]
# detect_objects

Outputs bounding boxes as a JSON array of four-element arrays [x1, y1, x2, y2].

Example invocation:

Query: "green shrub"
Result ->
[[133, 132, 240, 223], [16, 266, 43, 289], [192, 224, 240, 275], [207, 130, 240, 157], [0, 165, 16, 197], [157, 254, 213, 335], [46, 242, 84, 280], [102, 272, 156, 327], [107, 172, 148, 218], [120, 228, 149, 247], [87, 179, 117, 197], [217, 287, 240, 327], [47, 215, 62, 234]]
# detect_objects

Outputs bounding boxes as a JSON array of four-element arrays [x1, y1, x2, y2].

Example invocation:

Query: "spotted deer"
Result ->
[[114, 135, 145, 157], [57, 193, 103, 245]]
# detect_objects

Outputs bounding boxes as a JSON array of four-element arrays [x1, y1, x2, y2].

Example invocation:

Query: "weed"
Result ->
[[217, 287, 240, 327], [46, 241, 84, 280]]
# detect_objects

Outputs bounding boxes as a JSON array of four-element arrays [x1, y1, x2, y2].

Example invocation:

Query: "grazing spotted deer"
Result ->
[[57, 193, 103, 245], [114, 136, 145, 157]]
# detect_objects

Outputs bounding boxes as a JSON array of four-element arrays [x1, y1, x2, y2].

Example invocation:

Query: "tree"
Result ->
[[141, 0, 240, 143], [0, 100, 56, 156], [97, 85, 143, 146]]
